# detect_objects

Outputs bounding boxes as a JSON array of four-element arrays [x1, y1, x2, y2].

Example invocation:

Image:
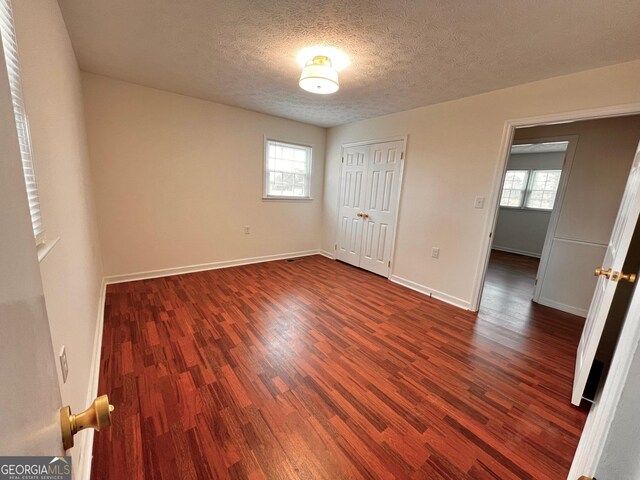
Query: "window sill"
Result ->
[[262, 196, 313, 202], [37, 236, 60, 263]]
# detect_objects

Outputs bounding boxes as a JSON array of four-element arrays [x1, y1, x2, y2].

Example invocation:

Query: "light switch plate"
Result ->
[[474, 196, 485, 209], [59, 346, 69, 384], [432, 247, 440, 259], [243, 225, 251, 235]]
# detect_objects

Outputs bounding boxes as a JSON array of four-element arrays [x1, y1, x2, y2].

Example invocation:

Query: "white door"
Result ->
[[0, 37, 63, 454], [336, 144, 368, 267], [572, 141, 640, 405], [336, 140, 405, 276], [359, 141, 404, 276]]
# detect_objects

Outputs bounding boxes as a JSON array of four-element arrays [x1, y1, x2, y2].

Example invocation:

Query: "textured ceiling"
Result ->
[[511, 142, 569, 154], [57, 0, 640, 127]]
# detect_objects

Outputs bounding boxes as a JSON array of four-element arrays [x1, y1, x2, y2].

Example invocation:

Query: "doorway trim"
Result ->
[[470, 103, 640, 313], [490, 134, 579, 308], [467, 102, 640, 478], [335, 134, 408, 278]]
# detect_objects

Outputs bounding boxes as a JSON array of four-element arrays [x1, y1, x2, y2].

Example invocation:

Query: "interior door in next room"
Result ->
[[359, 140, 404, 276], [336, 144, 368, 267]]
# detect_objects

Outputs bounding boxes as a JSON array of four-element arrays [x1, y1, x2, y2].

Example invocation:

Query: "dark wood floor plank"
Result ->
[[92, 251, 588, 479]]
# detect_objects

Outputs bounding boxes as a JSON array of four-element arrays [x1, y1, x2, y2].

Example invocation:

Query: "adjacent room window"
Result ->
[[500, 170, 529, 207], [264, 139, 312, 199], [500, 169, 562, 210], [0, 0, 45, 244], [525, 170, 562, 210]]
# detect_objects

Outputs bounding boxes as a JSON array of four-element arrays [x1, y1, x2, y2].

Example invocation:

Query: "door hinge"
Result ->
[[388, 260, 391, 267], [489, 232, 492, 238], [334, 244, 337, 250], [400, 152, 404, 160], [535, 279, 538, 285], [341, 157, 344, 163]]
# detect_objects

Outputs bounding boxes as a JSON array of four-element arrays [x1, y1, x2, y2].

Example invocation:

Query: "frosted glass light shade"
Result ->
[[299, 56, 339, 94]]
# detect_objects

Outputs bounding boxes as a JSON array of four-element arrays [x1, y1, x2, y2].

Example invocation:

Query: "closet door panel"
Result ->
[[359, 141, 404, 276], [336, 145, 368, 267]]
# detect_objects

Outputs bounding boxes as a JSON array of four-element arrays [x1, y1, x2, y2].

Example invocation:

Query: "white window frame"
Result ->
[[525, 169, 563, 210], [263, 138, 313, 200], [499, 169, 530, 208], [0, 0, 45, 246], [500, 168, 562, 211]]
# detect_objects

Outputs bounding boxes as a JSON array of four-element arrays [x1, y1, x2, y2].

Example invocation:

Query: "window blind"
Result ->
[[0, 0, 44, 243]]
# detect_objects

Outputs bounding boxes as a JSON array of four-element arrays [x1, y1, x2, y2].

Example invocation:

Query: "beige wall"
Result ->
[[82, 74, 326, 277], [516, 117, 640, 244], [324, 60, 640, 308], [12, 0, 104, 466], [514, 116, 640, 315]]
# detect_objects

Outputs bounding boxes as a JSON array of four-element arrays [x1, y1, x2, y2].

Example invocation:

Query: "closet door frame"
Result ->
[[334, 134, 408, 278]]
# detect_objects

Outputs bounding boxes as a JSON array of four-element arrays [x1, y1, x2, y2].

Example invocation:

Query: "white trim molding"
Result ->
[[491, 246, 542, 258], [104, 250, 322, 284], [390, 274, 471, 310], [536, 297, 588, 318], [318, 250, 336, 260], [77, 278, 107, 480], [36, 235, 60, 263]]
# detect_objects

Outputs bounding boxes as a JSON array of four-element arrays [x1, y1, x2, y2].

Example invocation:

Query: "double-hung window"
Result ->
[[0, 0, 44, 244], [500, 170, 529, 207], [264, 139, 312, 199], [500, 169, 562, 211]]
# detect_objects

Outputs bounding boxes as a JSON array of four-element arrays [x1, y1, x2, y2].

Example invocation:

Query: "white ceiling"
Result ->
[[57, 0, 640, 127], [511, 142, 569, 154]]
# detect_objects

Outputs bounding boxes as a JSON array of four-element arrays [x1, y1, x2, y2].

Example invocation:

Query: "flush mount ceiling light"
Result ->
[[299, 55, 339, 94], [297, 47, 349, 95]]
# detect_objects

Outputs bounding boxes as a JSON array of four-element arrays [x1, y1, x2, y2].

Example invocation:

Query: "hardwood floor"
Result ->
[[92, 253, 588, 479]]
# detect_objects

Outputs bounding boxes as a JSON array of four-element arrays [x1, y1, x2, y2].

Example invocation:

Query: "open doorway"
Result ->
[[482, 138, 573, 318], [479, 115, 640, 320]]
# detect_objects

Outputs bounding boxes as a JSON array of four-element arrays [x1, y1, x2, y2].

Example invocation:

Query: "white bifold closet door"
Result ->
[[336, 140, 404, 276]]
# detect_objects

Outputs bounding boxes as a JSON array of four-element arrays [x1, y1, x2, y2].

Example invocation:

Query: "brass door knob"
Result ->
[[356, 212, 363, 217], [60, 395, 114, 450], [594, 267, 613, 279], [619, 271, 637, 283], [362, 213, 369, 219]]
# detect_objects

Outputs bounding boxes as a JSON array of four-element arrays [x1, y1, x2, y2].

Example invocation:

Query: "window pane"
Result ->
[[526, 170, 561, 210], [265, 140, 311, 198], [500, 170, 528, 207]]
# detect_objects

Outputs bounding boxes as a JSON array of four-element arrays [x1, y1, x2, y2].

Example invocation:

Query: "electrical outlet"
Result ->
[[59, 346, 69, 384], [243, 225, 251, 235], [432, 247, 440, 259], [474, 196, 485, 209]]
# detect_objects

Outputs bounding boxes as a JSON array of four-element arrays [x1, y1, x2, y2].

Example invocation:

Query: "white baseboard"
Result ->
[[491, 246, 542, 258], [318, 250, 335, 260], [537, 296, 588, 317], [77, 278, 107, 480], [389, 274, 470, 310], [104, 250, 321, 284]]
